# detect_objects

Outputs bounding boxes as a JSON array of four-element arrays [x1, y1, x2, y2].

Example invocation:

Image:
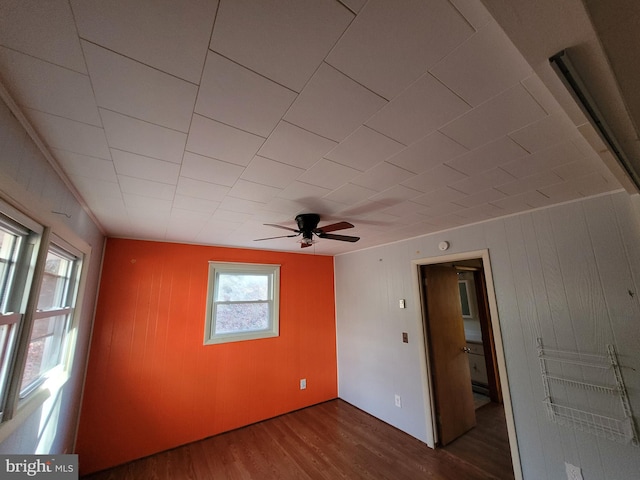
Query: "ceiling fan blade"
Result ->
[[264, 223, 299, 233], [300, 242, 313, 248], [315, 221, 354, 233], [317, 233, 360, 242], [254, 234, 299, 241]]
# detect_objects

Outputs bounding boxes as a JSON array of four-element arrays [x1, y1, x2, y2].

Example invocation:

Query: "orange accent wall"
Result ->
[[76, 239, 337, 474]]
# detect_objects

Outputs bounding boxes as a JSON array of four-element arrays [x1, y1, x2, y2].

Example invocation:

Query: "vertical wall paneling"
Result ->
[[335, 191, 640, 480], [76, 239, 337, 474]]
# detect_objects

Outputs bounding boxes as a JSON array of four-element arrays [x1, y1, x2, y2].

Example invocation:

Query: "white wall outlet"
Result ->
[[399, 299, 406, 308], [565, 462, 583, 480], [300, 378, 306, 390], [394, 394, 402, 408]]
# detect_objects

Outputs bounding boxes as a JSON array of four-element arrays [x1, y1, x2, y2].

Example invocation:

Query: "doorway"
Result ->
[[414, 250, 522, 479]]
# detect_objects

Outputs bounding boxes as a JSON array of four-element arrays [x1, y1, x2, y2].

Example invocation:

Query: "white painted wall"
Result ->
[[0, 98, 104, 454], [335, 190, 640, 480]]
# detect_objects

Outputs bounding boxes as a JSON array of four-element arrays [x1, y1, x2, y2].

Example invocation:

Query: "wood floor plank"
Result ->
[[81, 399, 514, 479]]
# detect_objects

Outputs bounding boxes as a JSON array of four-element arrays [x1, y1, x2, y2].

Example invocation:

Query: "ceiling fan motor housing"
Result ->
[[295, 213, 320, 238]]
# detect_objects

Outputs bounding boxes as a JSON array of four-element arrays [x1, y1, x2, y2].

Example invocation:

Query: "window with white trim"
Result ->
[[0, 208, 41, 420], [205, 262, 280, 344], [20, 244, 80, 397]]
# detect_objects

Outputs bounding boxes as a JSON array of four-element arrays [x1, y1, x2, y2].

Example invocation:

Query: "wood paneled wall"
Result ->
[[335, 191, 640, 480], [76, 239, 337, 475]]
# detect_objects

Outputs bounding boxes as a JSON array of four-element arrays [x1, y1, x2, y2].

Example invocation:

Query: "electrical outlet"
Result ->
[[394, 394, 402, 408], [300, 378, 306, 390], [565, 462, 583, 480]]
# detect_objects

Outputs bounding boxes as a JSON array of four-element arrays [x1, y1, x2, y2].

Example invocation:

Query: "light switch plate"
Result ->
[[565, 462, 583, 480]]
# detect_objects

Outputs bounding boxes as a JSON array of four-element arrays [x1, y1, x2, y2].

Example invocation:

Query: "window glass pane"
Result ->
[[215, 303, 269, 334], [215, 274, 268, 302], [21, 314, 67, 392], [37, 251, 72, 310], [0, 229, 20, 312]]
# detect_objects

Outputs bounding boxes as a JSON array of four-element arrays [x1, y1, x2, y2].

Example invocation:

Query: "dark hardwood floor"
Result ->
[[81, 399, 514, 480]]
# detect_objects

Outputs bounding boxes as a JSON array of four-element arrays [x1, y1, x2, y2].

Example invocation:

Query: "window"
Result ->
[[20, 244, 80, 396], [205, 262, 280, 344], [0, 209, 41, 420]]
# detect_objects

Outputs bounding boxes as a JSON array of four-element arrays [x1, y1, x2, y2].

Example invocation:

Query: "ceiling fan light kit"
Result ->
[[254, 213, 360, 248]]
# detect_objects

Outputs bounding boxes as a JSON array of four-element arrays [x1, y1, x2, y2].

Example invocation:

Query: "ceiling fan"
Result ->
[[254, 213, 360, 248]]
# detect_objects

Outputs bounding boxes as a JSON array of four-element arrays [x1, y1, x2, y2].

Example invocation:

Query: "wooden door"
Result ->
[[423, 265, 476, 445]]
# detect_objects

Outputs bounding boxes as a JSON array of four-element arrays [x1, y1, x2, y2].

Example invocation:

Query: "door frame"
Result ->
[[411, 249, 523, 480]]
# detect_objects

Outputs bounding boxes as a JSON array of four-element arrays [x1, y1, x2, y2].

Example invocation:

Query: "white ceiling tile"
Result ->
[[258, 122, 337, 169], [69, 175, 121, 202], [425, 213, 466, 228], [326, 0, 474, 99], [490, 190, 550, 212], [453, 188, 506, 208], [166, 209, 210, 242], [386, 132, 468, 174], [118, 175, 175, 200], [497, 171, 564, 196], [368, 185, 423, 206], [537, 181, 583, 204], [123, 194, 172, 215], [380, 200, 428, 217], [219, 196, 265, 215], [500, 141, 584, 179], [180, 152, 243, 187], [241, 157, 303, 188], [212, 209, 252, 223], [0, 47, 100, 126], [261, 197, 307, 215], [53, 149, 116, 183], [0, 0, 86, 73], [70, 0, 217, 83], [176, 177, 230, 202], [450, 168, 515, 195], [521, 74, 566, 117], [449, 0, 493, 29], [278, 181, 332, 201], [228, 180, 281, 203], [82, 42, 197, 133], [210, 0, 352, 92], [508, 113, 579, 153], [454, 203, 505, 221], [440, 85, 548, 149], [100, 109, 186, 163], [430, 21, 533, 106], [416, 201, 465, 217], [297, 159, 360, 190], [26, 108, 110, 159], [445, 136, 527, 175], [570, 173, 618, 197], [111, 149, 180, 184], [284, 63, 387, 142], [196, 52, 297, 137], [339, 0, 367, 13], [413, 187, 468, 206], [326, 126, 405, 172], [366, 73, 471, 145], [351, 162, 414, 191], [186, 114, 264, 167], [402, 164, 468, 193], [172, 195, 220, 214], [552, 156, 602, 181], [323, 183, 378, 205]]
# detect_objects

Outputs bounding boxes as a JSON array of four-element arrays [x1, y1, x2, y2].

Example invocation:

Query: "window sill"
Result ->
[[0, 370, 69, 444]]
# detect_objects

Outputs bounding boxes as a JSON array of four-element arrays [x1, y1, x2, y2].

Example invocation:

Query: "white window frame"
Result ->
[[205, 262, 280, 345], [18, 241, 81, 398], [0, 202, 42, 422]]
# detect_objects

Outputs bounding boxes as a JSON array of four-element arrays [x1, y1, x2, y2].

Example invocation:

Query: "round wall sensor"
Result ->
[[438, 241, 450, 251]]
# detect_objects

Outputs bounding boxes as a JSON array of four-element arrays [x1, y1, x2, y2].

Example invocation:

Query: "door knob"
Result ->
[[462, 347, 471, 353]]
